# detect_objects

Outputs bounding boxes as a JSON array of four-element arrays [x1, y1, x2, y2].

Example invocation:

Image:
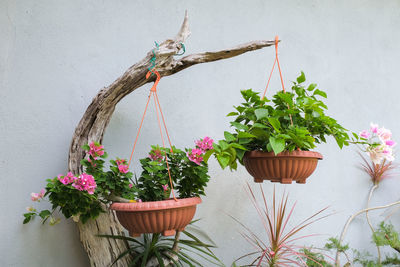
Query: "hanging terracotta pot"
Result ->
[[111, 197, 201, 237], [243, 150, 323, 184]]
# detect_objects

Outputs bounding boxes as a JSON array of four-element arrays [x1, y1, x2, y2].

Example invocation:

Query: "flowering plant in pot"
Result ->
[[23, 138, 213, 238], [111, 137, 213, 237], [205, 72, 350, 184], [23, 142, 136, 225]]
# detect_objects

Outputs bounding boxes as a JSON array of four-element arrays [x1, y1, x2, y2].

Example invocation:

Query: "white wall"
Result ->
[[2, 0, 400, 266]]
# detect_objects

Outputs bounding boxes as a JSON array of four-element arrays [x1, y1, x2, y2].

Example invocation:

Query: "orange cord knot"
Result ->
[[146, 69, 161, 92]]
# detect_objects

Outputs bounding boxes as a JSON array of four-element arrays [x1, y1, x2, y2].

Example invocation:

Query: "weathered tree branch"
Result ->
[[335, 200, 400, 266], [68, 11, 275, 266]]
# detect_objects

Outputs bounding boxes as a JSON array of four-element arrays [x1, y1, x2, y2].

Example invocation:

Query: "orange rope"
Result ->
[[152, 90, 177, 200], [127, 69, 177, 201], [127, 93, 151, 168], [261, 35, 293, 125], [155, 92, 173, 152]]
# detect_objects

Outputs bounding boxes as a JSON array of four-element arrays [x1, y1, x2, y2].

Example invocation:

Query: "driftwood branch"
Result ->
[[68, 11, 275, 266], [335, 200, 400, 266]]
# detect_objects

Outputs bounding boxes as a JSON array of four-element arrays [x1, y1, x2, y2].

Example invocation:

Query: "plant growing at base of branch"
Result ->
[[99, 220, 224, 267], [204, 72, 350, 170]]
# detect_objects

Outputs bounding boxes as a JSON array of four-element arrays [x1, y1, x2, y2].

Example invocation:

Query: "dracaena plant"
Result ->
[[232, 184, 330, 267], [23, 137, 213, 225], [204, 72, 350, 170]]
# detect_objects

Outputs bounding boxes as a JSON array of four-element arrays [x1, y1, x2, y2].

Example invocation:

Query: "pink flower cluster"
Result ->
[[162, 184, 169, 191], [88, 142, 104, 160], [58, 172, 77, 185], [72, 173, 97, 195], [149, 148, 164, 162], [359, 123, 396, 164], [188, 148, 204, 165], [31, 189, 45, 201], [195, 136, 214, 151], [57, 172, 97, 194], [116, 159, 129, 174], [188, 136, 214, 165]]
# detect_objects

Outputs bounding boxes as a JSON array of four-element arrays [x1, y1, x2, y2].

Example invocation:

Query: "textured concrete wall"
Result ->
[[2, 0, 400, 266]]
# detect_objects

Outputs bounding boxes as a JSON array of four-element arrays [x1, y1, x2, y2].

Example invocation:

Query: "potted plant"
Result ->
[[205, 72, 350, 184], [24, 137, 213, 237], [111, 137, 213, 237]]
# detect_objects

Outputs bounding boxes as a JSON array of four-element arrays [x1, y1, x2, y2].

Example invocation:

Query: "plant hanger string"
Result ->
[[127, 43, 179, 202], [262, 35, 293, 125]]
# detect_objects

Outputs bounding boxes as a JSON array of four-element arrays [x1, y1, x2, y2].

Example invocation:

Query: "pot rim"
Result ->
[[245, 150, 323, 160], [110, 197, 202, 212]]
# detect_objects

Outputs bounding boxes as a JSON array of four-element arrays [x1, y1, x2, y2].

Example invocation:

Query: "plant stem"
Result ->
[[172, 231, 181, 252], [335, 200, 400, 266], [366, 184, 381, 263]]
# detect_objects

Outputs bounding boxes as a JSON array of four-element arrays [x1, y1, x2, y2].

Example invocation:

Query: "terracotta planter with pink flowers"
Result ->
[[111, 197, 201, 237], [243, 150, 323, 184]]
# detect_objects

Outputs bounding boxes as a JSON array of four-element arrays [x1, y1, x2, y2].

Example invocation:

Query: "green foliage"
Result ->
[[208, 72, 350, 170], [24, 140, 211, 225], [300, 248, 333, 267], [45, 177, 104, 224], [373, 222, 400, 252], [324, 237, 350, 253], [137, 146, 210, 201], [99, 221, 224, 267]]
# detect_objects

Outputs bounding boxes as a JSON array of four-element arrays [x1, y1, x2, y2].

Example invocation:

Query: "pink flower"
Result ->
[[72, 173, 97, 194], [195, 136, 214, 152], [370, 123, 379, 133], [88, 142, 104, 160], [116, 159, 129, 173], [138, 199, 142, 203], [377, 127, 392, 141], [128, 183, 133, 188], [118, 164, 129, 173], [58, 172, 77, 185], [368, 144, 395, 164], [162, 184, 168, 191], [188, 148, 204, 165], [31, 189, 45, 201], [359, 130, 370, 139], [149, 148, 164, 162], [386, 140, 397, 147], [26, 206, 35, 212]]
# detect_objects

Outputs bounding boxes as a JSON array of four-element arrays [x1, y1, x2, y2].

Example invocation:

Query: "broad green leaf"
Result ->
[[218, 140, 229, 151], [267, 117, 281, 132], [226, 112, 238, 117], [313, 89, 327, 98], [39, 210, 51, 219], [224, 131, 236, 142], [252, 123, 268, 129], [306, 83, 317, 91], [203, 149, 214, 163], [297, 71, 306, 83], [269, 136, 285, 155], [237, 132, 256, 139], [254, 108, 269, 120], [217, 155, 230, 169], [230, 122, 249, 131], [230, 143, 247, 150]]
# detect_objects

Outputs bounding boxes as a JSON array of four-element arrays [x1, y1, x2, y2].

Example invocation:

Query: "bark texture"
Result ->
[[68, 11, 275, 266]]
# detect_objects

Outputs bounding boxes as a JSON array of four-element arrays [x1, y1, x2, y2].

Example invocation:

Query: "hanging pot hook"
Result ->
[[146, 69, 161, 92]]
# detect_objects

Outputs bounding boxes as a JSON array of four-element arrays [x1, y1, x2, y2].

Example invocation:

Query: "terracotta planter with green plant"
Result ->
[[111, 138, 213, 237], [205, 72, 350, 183]]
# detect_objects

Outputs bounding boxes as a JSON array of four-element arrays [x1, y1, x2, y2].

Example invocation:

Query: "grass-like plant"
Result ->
[[99, 220, 224, 267], [232, 184, 330, 266]]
